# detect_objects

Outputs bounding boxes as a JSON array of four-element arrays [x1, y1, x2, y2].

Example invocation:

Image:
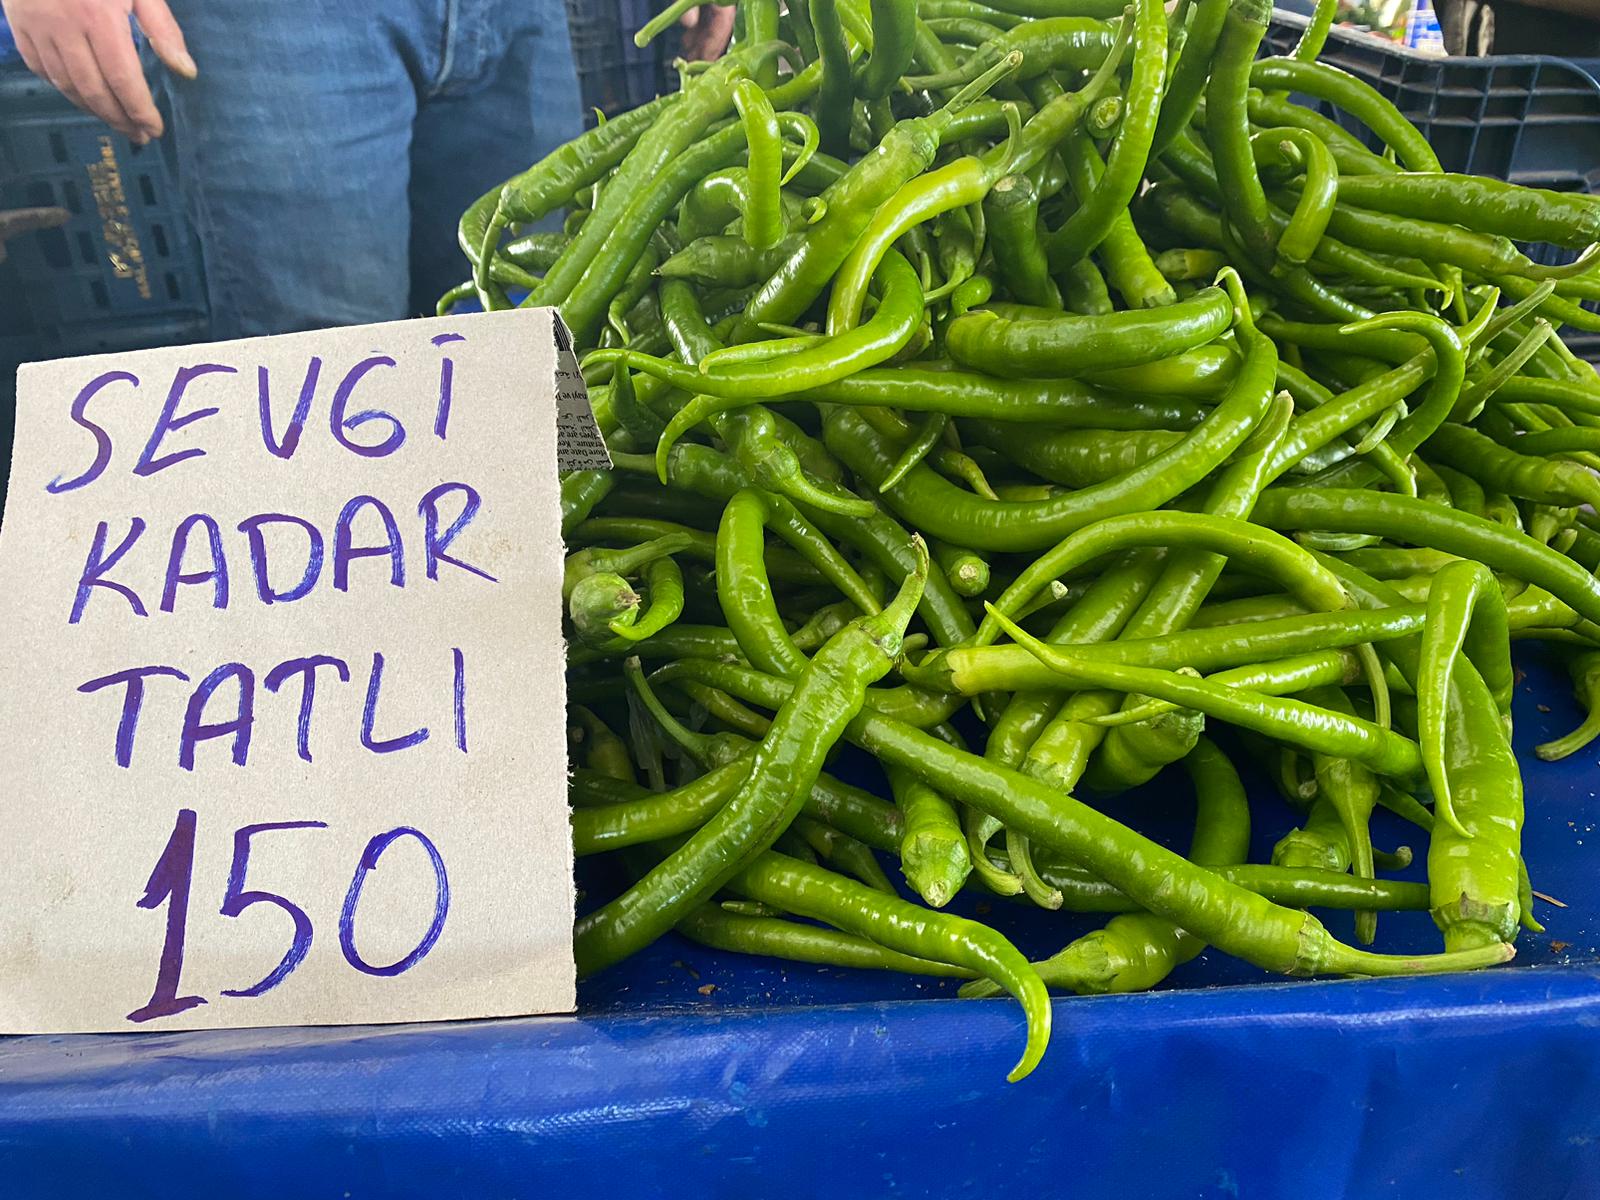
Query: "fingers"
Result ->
[[56, 33, 146, 141], [7, 5, 163, 142], [702, 4, 737, 58], [679, 4, 701, 28], [32, 39, 83, 109], [11, 28, 49, 83], [86, 11, 164, 139], [682, 3, 736, 60], [132, 0, 197, 79]]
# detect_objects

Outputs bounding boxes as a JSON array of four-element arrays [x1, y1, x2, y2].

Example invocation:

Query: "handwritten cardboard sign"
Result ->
[[0, 309, 602, 1033]]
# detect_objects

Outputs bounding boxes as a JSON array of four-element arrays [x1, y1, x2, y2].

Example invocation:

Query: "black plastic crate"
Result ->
[[1267, 12, 1600, 355], [1267, 14, 1600, 188], [0, 62, 208, 352], [567, 0, 677, 126]]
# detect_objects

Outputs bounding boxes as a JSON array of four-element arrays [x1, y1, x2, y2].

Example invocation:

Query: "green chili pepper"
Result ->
[[1251, 125, 1336, 268], [920, 0, 1026, 25], [677, 903, 975, 977], [736, 53, 1019, 340], [1061, 129, 1177, 307], [715, 487, 882, 678], [932, 206, 980, 297], [1250, 58, 1441, 173], [1305, 686, 1382, 944], [1088, 343, 1241, 396], [1088, 649, 1366, 728], [853, 710, 1511, 978], [730, 79, 786, 250], [680, 169, 772, 243], [907, 609, 1418, 697], [1315, 199, 1553, 280], [607, 556, 686, 646], [1144, 167, 1436, 295], [972, 424, 1184, 487], [1151, 248, 1223, 282], [528, 49, 776, 316], [1426, 421, 1600, 511], [987, 553, 1165, 887], [727, 848, 1050, 1079], [1246, 89, 1396, 176], [641, 655, 1516, 982], [791, 815, 896, 892], [1273, 789, 1349, 872], [1205, 0, 1275, 269], [988, 604, 1422, 779], [931, 539, 992, 597], [985, 173, 1063, 308], [572, 705, 635, 783], [1030, 861, 1430, 914], [811, 0, 855, 154], [561, 470, 618, 536], [977, 507, 1349, 645], [1151, 0, 1228, 156], [1081, 703, 1204, 793], [1418, 561, 1514, 838], [946, 285, 1232, 377], [971, 737, 1252, 995], [824, 99, 1032, 332], [1085, 93, 1123, 140], [574, 761, 749, 856], [925, 15, 1012, 47], [569, 572, 640, 645], [908, 16, 1119, 91], [887, 762, 973, 906], [801, 366, 1207, 426], [465, 94, 680, 302], [605, 249, 925, 415], [1335, 172, 1600, 249], [574, 544, 926, 975], [1322, 558, 1525, 952], [1535, 650, 1600, 761], [1253, 488, 1600, 627], [829, 306, 1273, 553], [1043, 0, 1166, 267], [563, 533, 693, 601], [1055, 255, 1115, 314]]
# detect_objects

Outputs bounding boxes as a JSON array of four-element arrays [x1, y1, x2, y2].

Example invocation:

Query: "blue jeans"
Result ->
[[156, 0, 581, 337]]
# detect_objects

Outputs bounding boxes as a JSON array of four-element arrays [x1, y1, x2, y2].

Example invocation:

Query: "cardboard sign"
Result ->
[[0, 309, 600, 1033]]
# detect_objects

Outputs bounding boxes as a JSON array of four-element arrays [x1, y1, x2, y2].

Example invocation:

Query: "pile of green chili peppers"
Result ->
[[451, 0, 1600, 1081]]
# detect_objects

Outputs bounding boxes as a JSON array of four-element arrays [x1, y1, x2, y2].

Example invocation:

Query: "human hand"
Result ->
[[0, 0, 197, 143], [678, 2, 736, 61]]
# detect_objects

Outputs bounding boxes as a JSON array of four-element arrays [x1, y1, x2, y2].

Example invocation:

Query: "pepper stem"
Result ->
[[857, 535, 929, 659], [1213, 265, 1257, 338], [623, 656, 715, 763], [1526, 240, 1600, 280], [1319, 938, 1515, 978], [1459, 319, 1554, 416], [943, 50, 1025, 116]]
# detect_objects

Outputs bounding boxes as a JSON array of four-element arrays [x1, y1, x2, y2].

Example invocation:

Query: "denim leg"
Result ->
[[158, 1, 443, 337], [407, 0, 583, 317]]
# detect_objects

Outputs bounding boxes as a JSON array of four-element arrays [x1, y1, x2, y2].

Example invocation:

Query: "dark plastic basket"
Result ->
[[566, 0, 676, 126], [0, 63, 209, 356], [1267, 11, 1600, 354]]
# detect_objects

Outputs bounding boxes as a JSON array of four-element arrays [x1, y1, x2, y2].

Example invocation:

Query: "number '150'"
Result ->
[[127, 809, 450, 1023]]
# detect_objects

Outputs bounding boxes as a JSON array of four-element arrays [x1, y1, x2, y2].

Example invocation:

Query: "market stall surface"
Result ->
[[0, 648, 1595, 1199]]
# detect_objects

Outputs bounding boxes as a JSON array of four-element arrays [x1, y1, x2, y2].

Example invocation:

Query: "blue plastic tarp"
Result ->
[[0, 647, 1597, 1198]]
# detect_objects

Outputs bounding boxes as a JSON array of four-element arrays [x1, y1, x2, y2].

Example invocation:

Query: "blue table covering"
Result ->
[[1, 647, 1596, 1199]]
